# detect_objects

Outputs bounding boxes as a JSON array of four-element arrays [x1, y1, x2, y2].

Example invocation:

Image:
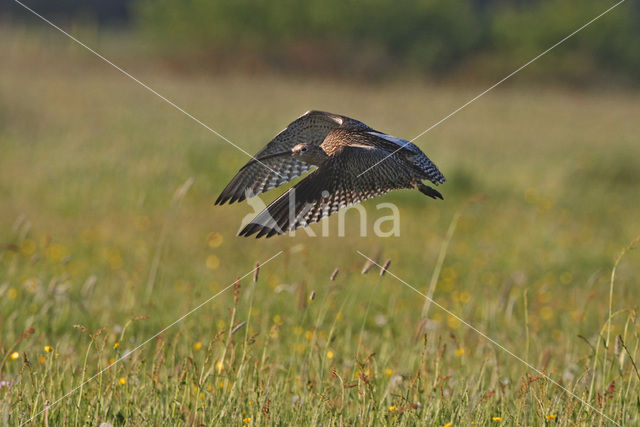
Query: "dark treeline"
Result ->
[[2, 0, 130, 25], [4, 0, 639, 82]]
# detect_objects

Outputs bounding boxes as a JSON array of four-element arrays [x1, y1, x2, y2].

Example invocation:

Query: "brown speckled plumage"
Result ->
[[216, 110, 445, 238]]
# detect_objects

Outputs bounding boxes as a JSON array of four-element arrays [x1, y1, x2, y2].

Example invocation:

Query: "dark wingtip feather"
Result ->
[[238, 220, 284, 239], [418, 183, 443, 200], [266, 228, 280, 238], [216, 190, 244, 205], [255, 228, 269, 238], [238, 223, 255, 237]]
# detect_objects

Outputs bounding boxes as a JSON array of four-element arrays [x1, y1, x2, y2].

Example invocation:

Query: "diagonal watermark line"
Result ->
[[20, 251, 283, 426], [356, 250, 620, 426], [357, 0, 627, 179], [13, 0, 285, 180]]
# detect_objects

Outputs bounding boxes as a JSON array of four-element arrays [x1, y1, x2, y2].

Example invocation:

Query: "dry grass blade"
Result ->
[[231, 321, 247, 335], [172, 177, 194, 205], [591, 235, 640, 399], [422, 195, 484, 318], [617, 335, 640, 381], [361, 249, 381, 274], [253, 262, 260, 282], [380, 259, 391, 277]]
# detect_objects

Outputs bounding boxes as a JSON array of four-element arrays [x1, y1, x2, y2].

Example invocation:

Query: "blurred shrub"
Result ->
[[134, 0, 482, 77], [1, 0, 129, 25], [492, 0, 640, 79], [6, 0, 639, 81]]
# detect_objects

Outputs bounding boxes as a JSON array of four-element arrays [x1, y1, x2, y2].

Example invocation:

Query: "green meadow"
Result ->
[[1, 31, 639, 425]]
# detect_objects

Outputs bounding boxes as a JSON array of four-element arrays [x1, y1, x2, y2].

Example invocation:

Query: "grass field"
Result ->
[[1, 30, 640, 425]]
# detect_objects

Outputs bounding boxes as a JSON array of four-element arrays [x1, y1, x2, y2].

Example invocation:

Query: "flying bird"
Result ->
[[215, 110, 445, 238]]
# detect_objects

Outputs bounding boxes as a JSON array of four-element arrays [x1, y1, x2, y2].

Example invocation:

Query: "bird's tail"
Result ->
[[417, 182, 443, 200]]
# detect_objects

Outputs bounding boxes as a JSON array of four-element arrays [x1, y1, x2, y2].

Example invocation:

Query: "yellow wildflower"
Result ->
[[207, 232, 224, 248], [46, 244, 67, 262], [206, 255, 220, 270], [113, 342, 119, 349], [447, 315, 460, 329], [540, 306, 554, 321], [459, 290, 471, 303], [105, 248, 123, 270], [560, 272, 573, 284], [456, 348, 465, 356], [443, 423, 452, 427], [242, 418, 251, 424], [20, 239, 36, 255], [216, 360, 224, 373], [385, 369, 393, 376], [326, 350, 334, 359], [389, 405, 397, 412], [38, 356, 46, 364], [10, 352, 19, 360], [118, 377, 127, 385], [44, 346, 54, 353], [492, 416, 502, 421], [546, 414, 556, 420], [193, 341, 202, 351]]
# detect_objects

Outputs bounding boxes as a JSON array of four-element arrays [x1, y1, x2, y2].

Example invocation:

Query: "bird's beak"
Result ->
[[241, 150, 293, 170]]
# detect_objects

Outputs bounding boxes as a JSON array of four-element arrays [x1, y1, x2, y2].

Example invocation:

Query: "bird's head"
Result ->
[[290, 143, 328, 165], [244, 143, 328, 170]]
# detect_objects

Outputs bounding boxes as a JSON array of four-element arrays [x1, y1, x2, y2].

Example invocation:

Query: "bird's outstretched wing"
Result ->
[[239, 146, 423, 238], [365, 131, 446, 185], [216, 110, 359, 205]]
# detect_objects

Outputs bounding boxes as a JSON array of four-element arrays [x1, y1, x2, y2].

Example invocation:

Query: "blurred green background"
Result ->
[[1, 1, 639, 425], [3, 0, 640, 82]]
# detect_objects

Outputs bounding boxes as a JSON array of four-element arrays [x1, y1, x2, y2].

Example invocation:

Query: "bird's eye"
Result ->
[[301, 147, 307, 152]]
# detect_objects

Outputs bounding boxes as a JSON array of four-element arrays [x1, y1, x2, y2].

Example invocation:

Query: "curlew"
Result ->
[[216, 110, 445, 238]]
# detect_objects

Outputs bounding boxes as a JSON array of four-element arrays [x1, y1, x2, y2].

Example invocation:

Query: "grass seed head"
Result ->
[[380, 259, 391, 276], [253, 262, 260, 282], [361, 260, 374, 275], [231, 321, 246, 335]]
